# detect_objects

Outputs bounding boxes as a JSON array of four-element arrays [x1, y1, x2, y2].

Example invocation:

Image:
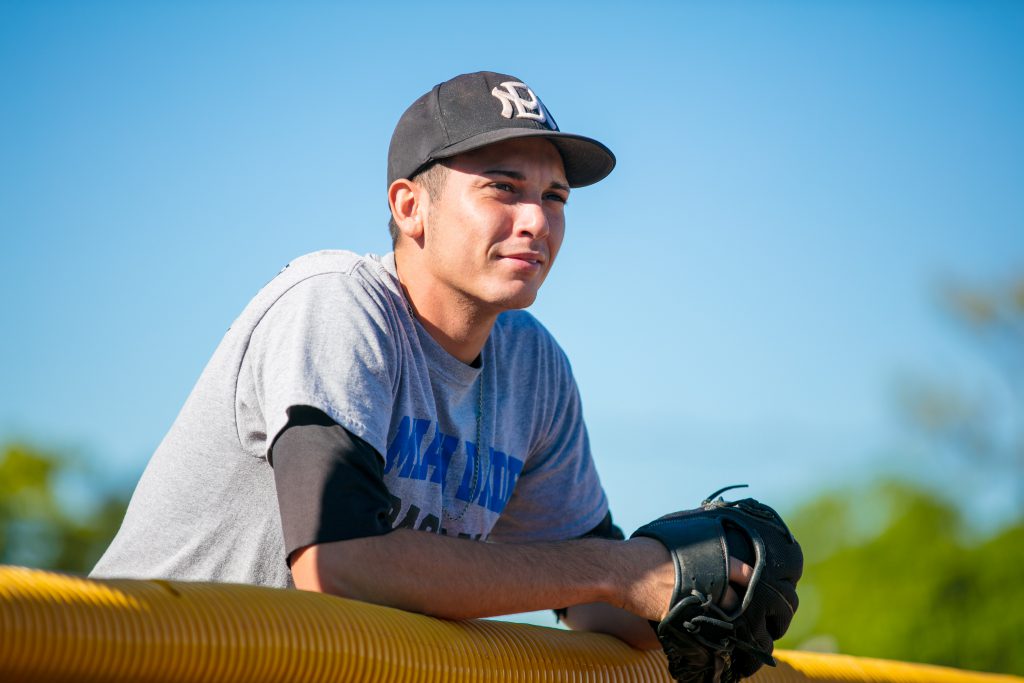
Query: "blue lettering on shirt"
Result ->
[[383, 416, 431, 477], [415, 431, 459, 485], [385, 416, 525, 516]]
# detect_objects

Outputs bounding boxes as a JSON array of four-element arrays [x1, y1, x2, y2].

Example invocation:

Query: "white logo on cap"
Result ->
[[491, 81, 557, 129]]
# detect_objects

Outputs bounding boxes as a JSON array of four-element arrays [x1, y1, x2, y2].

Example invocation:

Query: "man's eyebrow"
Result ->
[[483, 169, 526, 180], [483, 169, 570, 193]]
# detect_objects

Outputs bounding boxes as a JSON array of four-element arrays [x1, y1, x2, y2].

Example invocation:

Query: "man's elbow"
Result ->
[[290, 544, 335, 593]]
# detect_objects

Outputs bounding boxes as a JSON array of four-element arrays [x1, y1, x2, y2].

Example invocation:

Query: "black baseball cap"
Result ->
[[387, 71, 615, 189]]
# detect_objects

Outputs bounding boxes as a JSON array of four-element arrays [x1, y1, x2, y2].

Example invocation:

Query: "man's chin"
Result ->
[[489, 287, 541, 312]]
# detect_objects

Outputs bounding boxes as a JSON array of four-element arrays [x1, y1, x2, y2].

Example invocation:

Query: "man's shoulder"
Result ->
[[255, 250, 397, 306], [226, 250, 402, 342], [493, 310, 571, 367], [275, 249, 390, 283]]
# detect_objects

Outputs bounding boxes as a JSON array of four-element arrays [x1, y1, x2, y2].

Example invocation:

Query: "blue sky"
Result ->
[[2, 0, 1022, 548]]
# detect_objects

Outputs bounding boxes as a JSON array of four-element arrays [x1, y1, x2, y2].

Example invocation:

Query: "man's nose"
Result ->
[[514, 201, 550, 241]]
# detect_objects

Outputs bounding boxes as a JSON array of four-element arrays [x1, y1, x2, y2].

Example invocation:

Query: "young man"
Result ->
[[92, 72, 751, 649]]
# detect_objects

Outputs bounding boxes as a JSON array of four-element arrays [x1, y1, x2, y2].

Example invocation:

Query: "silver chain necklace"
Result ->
[[444, 372, 485, 523]]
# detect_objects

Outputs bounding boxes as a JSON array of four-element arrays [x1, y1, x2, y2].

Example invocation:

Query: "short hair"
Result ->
[[388, 162, 450, 246]]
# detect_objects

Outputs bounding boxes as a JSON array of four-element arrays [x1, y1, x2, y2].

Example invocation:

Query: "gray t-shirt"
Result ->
[[92, 250, 608, 588]]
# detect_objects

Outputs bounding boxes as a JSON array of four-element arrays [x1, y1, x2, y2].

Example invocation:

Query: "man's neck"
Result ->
[[394, 252, 498, 365]]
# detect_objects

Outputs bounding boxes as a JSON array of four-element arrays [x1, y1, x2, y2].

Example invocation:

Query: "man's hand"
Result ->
[[617, 538, 753, 620], [632, 491, 803, 682], [560, 554, 752, 650]]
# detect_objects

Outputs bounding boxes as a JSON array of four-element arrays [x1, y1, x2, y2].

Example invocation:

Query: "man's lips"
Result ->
[[499, 252, 545, 266]]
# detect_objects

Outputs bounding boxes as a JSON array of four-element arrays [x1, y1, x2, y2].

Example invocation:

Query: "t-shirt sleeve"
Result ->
[[270, 406, 392, 561], [487, 345, 608, 543], [238, 271, 399, 460]]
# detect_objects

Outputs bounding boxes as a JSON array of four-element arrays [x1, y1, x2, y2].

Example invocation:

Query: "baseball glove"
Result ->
[[631, 485, 802, 683]]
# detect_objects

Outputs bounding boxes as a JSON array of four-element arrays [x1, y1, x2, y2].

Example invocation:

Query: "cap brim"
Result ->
[[429, 128, 616, 188]]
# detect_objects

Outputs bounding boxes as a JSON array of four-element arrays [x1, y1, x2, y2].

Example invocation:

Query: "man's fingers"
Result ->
[[719, 558, 754, 611], [729, 556, 753, 586], [720, 584, 740, 611]]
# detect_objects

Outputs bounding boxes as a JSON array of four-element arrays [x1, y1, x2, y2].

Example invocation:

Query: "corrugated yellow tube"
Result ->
[[0, 565, 1019, 683]]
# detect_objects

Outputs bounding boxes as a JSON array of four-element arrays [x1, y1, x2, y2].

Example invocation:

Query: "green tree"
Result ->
[[0, 443, 128, 574], [780, 482, 1023, 675]]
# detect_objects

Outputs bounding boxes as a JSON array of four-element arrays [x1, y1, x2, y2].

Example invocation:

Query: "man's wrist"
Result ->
[[607, 537, 674, 620], [557, 536, 673, 622]]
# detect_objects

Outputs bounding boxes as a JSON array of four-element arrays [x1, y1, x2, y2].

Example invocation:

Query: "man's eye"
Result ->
[[545, 193, 568, 204], [492, 182, 515, 192]]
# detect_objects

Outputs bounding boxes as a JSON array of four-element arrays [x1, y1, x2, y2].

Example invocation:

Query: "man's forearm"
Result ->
[[291, 529, 672, 623]]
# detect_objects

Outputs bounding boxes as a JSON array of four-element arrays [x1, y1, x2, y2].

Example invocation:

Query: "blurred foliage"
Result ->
[[898, 274, 1024, 513], [780, 273, 1024, 675], [0, 443, 128, 574], [780, 481, 1023, 675]]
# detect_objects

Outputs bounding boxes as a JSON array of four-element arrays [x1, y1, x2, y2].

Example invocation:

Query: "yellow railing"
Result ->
[[0, 565, 1018, 683]]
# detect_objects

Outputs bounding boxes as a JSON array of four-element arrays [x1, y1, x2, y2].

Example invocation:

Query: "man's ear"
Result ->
[[388, 178, 427, 241]]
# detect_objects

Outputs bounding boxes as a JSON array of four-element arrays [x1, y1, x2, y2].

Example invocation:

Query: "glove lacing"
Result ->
[[665, 588, 775, 666]]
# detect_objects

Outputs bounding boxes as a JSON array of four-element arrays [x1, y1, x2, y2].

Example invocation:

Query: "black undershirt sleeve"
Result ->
[[269, 405, 393, 564], [553, 511, 625, 622]]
